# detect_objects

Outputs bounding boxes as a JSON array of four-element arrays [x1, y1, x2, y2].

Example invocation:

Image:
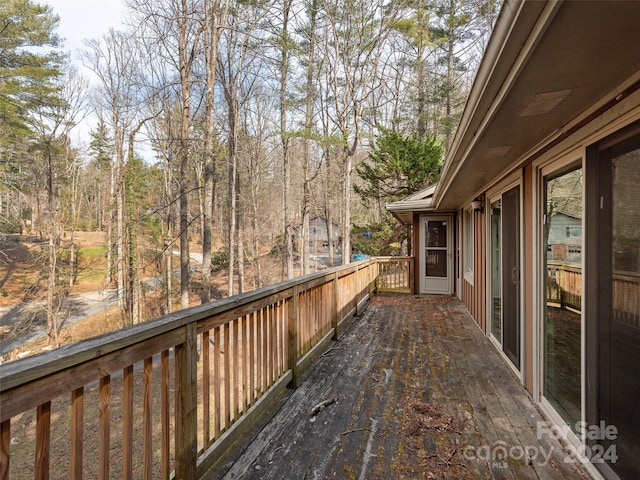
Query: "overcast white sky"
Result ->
[[44, 0, 125, 60], [42, 1, 157, 157]]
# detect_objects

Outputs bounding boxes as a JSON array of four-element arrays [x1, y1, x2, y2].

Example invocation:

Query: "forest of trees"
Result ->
[[0, 0, 500, 343]]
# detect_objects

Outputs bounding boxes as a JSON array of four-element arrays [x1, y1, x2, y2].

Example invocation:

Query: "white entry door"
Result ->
[[420, 215, 453, 294]]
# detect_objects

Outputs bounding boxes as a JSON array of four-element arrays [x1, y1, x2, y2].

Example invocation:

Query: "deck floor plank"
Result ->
[[209, 295, 589, 480]]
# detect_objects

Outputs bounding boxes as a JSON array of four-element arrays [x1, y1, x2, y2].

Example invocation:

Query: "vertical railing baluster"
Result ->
[[202, 331, 210, 444], [288, 287, 299, 388], [267, 306, 273, 385], [70, 387, 84, 480], [241, 315, 248, 414], [98, 375, 110, 480], [249, 314, 255, 406], [161, 351, 170, 480], [213, 327, 221, 439], [261, 310, 268, 394], [270, 304, 276, 384], [123, 365, 134, 480], [143, 358, 153, 480], [1, 419, 10, 480], [233, 319, 239, 421], [35, 401, 50, 480], [256, 311, 263, 397], [223, 322, 230, 430]]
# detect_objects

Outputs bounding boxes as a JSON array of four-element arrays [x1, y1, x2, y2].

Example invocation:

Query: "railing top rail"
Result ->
[[0, 258, 375, 393], [375, 256, 413, 261]]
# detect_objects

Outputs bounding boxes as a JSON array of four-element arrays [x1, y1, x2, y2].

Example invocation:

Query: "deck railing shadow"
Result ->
[[0, 257, 413, 479]]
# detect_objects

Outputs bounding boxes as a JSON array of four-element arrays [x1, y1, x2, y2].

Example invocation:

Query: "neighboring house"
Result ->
[[292, 216, 341, 252], [547, 211, 582, 263], [387, 1, 640, 479]]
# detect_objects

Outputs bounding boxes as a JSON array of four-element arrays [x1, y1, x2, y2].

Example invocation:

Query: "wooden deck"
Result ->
[[205, 295, 589, 480]]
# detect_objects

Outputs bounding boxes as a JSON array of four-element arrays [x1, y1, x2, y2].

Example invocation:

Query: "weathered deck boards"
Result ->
[[206, 295, 589, 480]]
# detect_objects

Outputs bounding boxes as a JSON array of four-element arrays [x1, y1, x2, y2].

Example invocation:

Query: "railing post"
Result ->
[[288, 286, 299, 388], [409, 257, 415, 294], [355, 264, 362, 316], [332, 271, 339, 339], [369, 260, 376, 297], [175, 323, 197, 480]]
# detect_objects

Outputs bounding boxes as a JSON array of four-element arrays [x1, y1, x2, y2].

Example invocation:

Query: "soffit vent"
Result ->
[[486, 145, 513, 157], [519, 89, 573, 117]]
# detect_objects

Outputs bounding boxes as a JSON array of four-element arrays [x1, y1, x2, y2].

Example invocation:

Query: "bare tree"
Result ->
[[200, 0, 229, 303], [128, 0, 203, 310], [279, 0, 295, 279], [217, 0, 266, 295], [31, 67, 90, 344], [84, 28, 155, 325], [320, 0, 400, 264], [298, 0, 321, 275]]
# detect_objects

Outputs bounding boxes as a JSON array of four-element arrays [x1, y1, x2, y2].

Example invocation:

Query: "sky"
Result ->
[[44, 0, 125, 58], [42, 0, 156, 158]]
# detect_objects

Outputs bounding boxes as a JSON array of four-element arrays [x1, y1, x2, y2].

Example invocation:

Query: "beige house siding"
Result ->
[[460, 209, 486, 331]]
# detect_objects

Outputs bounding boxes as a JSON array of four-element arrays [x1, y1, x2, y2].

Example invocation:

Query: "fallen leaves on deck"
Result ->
[[400, 398, 455, 437]]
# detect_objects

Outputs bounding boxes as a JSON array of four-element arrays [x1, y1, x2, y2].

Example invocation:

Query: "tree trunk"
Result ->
[[178, 0, 194, 310], [227, 104, 238, 297], [326, 151, 334, 268], [115, 136, 126, 324], [237, 197, 244, 294], [44, 144, 60, 345], [47, 229, 58, 345], [201, 0, 227, 304], [342, 149, 351, 265], [280, 0, 294, 279], [165, 201, 174, 314], [106, 164, 115, 285], [251, 194, 261, 288], [301, 0, 318, 275]]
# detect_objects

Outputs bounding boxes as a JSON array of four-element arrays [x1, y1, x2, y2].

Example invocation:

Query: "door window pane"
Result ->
[[543, 166, 582, 430], [426, 220, 447, 248], [425, 220, 447, 278], [426, 250, 447, 277]]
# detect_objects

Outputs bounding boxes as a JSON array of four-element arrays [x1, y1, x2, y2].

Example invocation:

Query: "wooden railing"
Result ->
[[0, 257, 413, 480], [611, 270, 640, 327], [546, 262, 640, 327], [546, 262, 582, 311], [375, 256, 414, 294]]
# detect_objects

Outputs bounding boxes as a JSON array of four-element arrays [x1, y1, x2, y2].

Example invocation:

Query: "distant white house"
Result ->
[[293, 216, 341, 253], [546, 211, 581, 263]]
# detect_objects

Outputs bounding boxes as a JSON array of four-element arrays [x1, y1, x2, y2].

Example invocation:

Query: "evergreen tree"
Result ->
[[0, 0, 66, 148], [355, 127, 442, 206], [355, 127, 443, 256], [89, 120, 114, 172]]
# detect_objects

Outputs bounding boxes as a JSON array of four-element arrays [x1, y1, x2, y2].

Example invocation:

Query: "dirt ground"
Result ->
[[0, 232, 109, 305], [0, 232, 284, 362]]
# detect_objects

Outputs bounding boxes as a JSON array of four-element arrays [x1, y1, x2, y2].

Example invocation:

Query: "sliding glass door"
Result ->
[[588, 127, 640, 479], [489, 185, 521, 370], [542, 165, 583, 431]]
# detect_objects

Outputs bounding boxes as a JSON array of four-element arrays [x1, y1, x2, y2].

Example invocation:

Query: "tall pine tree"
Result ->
[[0, 0, 66, 148]]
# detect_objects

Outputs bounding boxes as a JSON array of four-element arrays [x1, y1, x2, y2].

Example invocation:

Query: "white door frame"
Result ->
[[419, 214, 453, 294]]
